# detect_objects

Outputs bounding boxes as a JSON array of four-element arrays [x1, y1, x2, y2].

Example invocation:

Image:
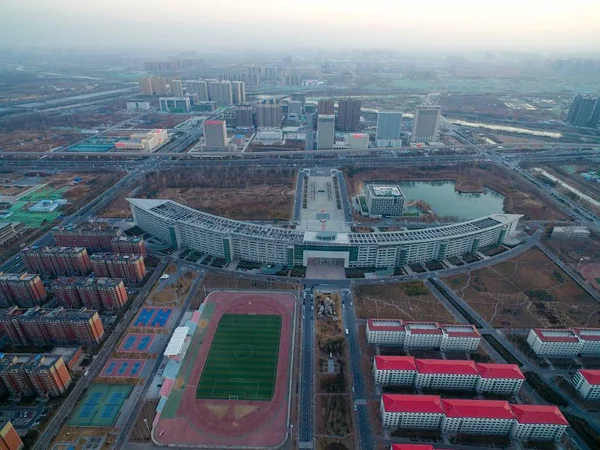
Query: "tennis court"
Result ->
[[118, 333, 155, 352], [69, 384, 132, 427], [133, 307, 173, 327], [196, 314, 281, 401], [101, 358, 146, 378]]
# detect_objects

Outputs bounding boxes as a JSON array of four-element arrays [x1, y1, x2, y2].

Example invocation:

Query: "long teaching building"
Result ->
[[127, 198, 521, 268]]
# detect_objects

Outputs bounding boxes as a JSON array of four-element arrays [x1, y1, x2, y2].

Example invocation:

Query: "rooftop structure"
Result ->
[[527, 327, 600, 357]]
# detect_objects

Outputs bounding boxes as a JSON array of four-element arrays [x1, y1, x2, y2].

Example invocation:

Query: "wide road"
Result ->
[[298, 287, 315, 447], [342, 288, 374, 450]]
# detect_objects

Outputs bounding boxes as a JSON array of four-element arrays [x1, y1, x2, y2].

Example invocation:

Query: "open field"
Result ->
[[196, 313, 281, 400], [353, 281, 454, 322], [102, 167, 296, 220], [443, 248, 600, 328], [345, 163, 567, 221]]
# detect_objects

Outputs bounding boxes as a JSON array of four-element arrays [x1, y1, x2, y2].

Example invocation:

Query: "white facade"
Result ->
[[509, 405, 569, 441], [159, 97, 191, 112], [441, 326, 481, 352], [575, 328, 600, 355], [126, 101, 151, 111], [231, 81, 246, 104], [366, 320, 406, 346], [510, 422, 567, 441], [115, 129, 168, 152], [573, 369, 600, 400], [317, 115, 335, 150], [184, 80, 209, 101], [476, 376, 524, 395], [381, 395, 444, 429], [442, 416, 515, 435], [527, 329, 582, 357], [345, 133, 369, 149], [416, 372, 478, 391]]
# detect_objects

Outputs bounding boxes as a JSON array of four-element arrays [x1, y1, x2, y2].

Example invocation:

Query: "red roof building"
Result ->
[[573, 369, 600, 400], [382, 394, 445, 414], [510, 404, 569, 441]]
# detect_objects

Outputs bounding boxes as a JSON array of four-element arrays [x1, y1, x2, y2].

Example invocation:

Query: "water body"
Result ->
[[398, 181, 506, 220]]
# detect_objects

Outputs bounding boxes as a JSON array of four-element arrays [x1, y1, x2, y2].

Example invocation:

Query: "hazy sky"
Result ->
[[1, 0, 598, 52]]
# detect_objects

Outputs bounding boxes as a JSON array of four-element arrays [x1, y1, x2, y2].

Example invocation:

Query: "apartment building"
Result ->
[[527, 328, 584, 357], [0, 353, 72, 398], [366, 319, 481, 352], [52, 223, 122, 252], [22, 246, 92, 277], [0, 273, 47, 308], [110, 236, 147, 256], [0, 420, 23, 450], [52, 277, 128, 311], [574, 328, 600, 355], [381, 395, 568, 441], [90, 253, 146, 284], [0, 306, 104, 346], [380, 394, 445, 429], [374, 356, 524, 394], [572, 369, 600, 400], [509, 405, 569, 441]]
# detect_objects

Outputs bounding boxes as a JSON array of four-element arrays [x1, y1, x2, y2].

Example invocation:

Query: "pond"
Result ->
[[398, 181, 506, 220]]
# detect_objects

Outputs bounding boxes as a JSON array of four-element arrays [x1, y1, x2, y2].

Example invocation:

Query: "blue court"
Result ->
[[133, 307, 173, 328], [118, 333, 155, 353], [101, 358, 146, 378]]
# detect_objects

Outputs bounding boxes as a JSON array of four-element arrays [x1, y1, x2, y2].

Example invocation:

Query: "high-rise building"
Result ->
[[566, 94, 599, 128], [203, 120, 228, 148], [184, 80, 209, 101], [207, 80, 233, 106], [365, 185, 405, 216], [0, 306, 105, 346], [235, 104, 254, 128], [110, 236, 147, 256], [317, 115, 335, 149], [285, 73, 301, 86], [0, 273, 47, 308], [139, 77, 153, 95], [291, 93, 306, 107], [337, 99, 361, 131], [170, 79, 183, 97], [247, 66, 262, 86], [254, 100, 282, 128], [0, 353, 72, 399], [52, 277, 128, 311], [288, 101, 302, 116], [90, 253, 146, 284], [21, 247, 92, 278], [231, 81, 246, 104], [318, 99, 334, 115], [0, 419, 24, 450], [411, 106, 441, 142], [376, 111, 403, 147], [139, 76, 168, 96], [52, 223, 122, 252]]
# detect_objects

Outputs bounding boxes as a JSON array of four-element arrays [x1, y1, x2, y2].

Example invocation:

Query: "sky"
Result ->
[[0, 0, 598, 53]]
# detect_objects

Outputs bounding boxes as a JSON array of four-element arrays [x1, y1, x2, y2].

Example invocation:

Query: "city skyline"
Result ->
[[1, 0, 599, 52]]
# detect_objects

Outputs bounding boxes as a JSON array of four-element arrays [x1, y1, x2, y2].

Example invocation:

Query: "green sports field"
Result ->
[[196, 313, 281, 401]]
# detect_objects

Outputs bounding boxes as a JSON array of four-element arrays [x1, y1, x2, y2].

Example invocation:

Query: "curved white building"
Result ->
[[127, 198, 521, 268]]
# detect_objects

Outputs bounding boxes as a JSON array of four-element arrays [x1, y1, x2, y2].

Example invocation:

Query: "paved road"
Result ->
[[32, 262, 166, 450], [298, 287, 315, 447], [342, 289, 374, 450]]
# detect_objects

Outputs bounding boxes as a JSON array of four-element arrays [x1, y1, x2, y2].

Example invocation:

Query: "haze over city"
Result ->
[[1, 0, 600, 51]]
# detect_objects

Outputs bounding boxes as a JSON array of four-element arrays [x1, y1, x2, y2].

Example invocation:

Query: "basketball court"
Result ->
[[133, 307, 173, 327], [101, 358, 146, 378], [69, 384, 132, 427], [118, 333, 156, 352]]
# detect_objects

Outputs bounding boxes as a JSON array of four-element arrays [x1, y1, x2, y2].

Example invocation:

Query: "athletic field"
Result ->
[[196, 313, 281, 401]]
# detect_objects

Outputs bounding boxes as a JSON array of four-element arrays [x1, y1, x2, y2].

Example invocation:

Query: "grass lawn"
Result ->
[[196, 314, 281, 401]]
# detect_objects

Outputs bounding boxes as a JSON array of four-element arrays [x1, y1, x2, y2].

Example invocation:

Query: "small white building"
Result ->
[[441, 399, 516, 435], [509, 404, 569, 441], [115, 129, 168, 152], [28, 199, 67, 212], [572, 369, 600, 400], [440, 324, 481, 352], [475, 363, 525, 395], [373, 356, 417, 385], [574, 328, 600, 355], [126, 101, 151, 111], [551, 226, 590, 240], [527, 328, 583, 357], [345, 133, 369, 149], [381, 394, 445, 429], [366, 319, 406, 346], [365, 184, 405, 217], [415, 359, 479, 391], [404, 322, 444, 349], [254, 128, 284, 144]]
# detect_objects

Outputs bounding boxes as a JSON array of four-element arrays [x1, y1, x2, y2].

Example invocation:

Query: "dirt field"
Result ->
[[345, 163, 567, 221], [353, 281, 454, 322], [145, 265, 197, 307], [443, 248, 600, 328], [102, 167, 296, 220]]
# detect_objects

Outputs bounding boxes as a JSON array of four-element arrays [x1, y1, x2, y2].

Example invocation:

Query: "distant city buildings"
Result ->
[[567, 94, 600, 128], [231, 81, 246, 105], [90, 253, 146, 284], [207, 80, 233, 106], [52, 277, 128, 311], [381, 394, 569, 441], [288, 101, 302, 117], [285, 73, 301, 86], [411, 106, 441, 143], [317, 115, 335, 149], [254, 100, 282, 128], [22, 246, 92, 277], [184, 80, 209, 101], [376, 111, 403, 147], [170, 79, 184, 97], [235, 104, 254, 128], [159, 97, 191, 113], [365, 185, 405, 216], [337, 99, 361, 131], [527, 328, 600, 357], [52, 223, 122, 252], [317, 99, 334, 115], [366, 319, 481, 352], [138, 76, 168, 96], [0, 306, 105, 346], [0, 273, 47, 308]]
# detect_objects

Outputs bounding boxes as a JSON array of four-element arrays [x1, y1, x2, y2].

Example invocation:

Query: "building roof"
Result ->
[[441, 324, 481, 338], [578, 369, 600, 385], [441, 399, 515, 420], [374, 356, 417, 371], [574, 328, 600, 341], [415, 359, 478, 376], [475, 363, 525, 380], [368, 319, 405, 332], [532, 328, 581, 343], [164, 327, 189, 356], [510, 404, 569, 426], [382, 394, 445, 414]]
